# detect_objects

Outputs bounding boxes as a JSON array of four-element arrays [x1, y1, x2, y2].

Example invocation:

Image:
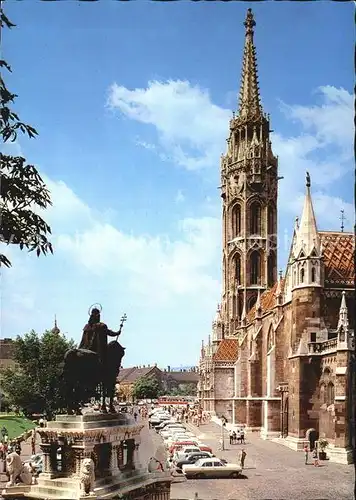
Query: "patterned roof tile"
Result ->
[[213, 339, 238, 362], [247, 280, 284, 323], [319, 231, 354, 286]]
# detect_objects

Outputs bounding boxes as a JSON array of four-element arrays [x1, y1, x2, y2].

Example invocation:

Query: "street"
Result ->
[[140, 419, 354, 500]]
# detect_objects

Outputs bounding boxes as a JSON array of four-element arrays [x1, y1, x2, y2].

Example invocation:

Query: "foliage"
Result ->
[[0, 9, 53, 268], [0, 415, 35, 440], [0, 330, 75, 417], [131, 376, 163, 400], [168, 383, 197, 397], [318, 439, 329, 450]]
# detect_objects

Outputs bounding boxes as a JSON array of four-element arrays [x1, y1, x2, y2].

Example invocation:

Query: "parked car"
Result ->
[[169, 441, 199, 454], [175, 452, 216, 471], [174, 446, 201, 461], [156, 421, 179, 430], [182, 458, 241, 479], [198, 444, 213, 454]]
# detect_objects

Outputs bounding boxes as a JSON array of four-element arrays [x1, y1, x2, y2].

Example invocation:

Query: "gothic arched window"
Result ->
[[267, 327, 274, 351], [320, 384, 326, 404], [250, 251, 261, 285], [267, 206, 275, 236], [300, 267, 305, 283], [311, 267, 316, 282], [267, 252, 276, 287], [231, 205, 241, 238], [248, 295, 257, 311], [250, 202, 261, 235], [235, 254, 241, 285], [326, 382, 334, 405], [223, 208, 227, 245]]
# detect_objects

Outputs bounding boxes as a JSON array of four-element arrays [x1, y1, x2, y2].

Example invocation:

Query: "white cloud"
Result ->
[[108, 80, 230, 170], [175, 190, 185, 203], [2, 82, 353, 366], [280, 86, 353, 156]]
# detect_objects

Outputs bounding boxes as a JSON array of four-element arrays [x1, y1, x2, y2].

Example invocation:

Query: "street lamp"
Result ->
[[220, 416, 227, 450]]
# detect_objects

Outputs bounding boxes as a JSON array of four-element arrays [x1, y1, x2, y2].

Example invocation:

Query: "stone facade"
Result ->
[[198, 8, 355, 465]]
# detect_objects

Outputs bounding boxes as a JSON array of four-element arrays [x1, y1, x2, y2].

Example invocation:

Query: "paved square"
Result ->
[[142, 421, 354, 500]]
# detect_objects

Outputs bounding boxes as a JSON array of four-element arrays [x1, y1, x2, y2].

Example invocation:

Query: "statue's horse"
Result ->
[[63, 341, 125, 414]]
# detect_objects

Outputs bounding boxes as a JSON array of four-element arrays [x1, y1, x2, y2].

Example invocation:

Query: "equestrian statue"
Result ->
[[63, 304, 127, 414]]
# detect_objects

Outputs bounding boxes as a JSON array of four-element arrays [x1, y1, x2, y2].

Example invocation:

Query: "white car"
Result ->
[[182, 458, 242, 479], [174, 446, 201, 460], [160, 425, 186, 436]]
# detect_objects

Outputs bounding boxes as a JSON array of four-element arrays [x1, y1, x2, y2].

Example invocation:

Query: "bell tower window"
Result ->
[[267, 252, 276, 288], [311, 267, 316, 282], [235, 254, 241, 285], [250, 251, 261, 285], [267, 205, 275, 235], [232, 204, 241, 238], [300, 267, 305, 283], [250, 202, 261, 235]]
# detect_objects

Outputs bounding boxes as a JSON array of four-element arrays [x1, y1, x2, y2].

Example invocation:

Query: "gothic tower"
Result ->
[[221, 9, 279, 336]]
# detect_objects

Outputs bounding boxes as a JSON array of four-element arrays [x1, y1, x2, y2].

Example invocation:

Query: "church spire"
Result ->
[[238, 9, 262, 119], [295, 172, 320, 256], [337, 291, 349, 332]]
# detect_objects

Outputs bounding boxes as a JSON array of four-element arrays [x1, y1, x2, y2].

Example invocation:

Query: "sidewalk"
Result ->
[[184, 418, 354, 474], [184, 420, 256, 469]]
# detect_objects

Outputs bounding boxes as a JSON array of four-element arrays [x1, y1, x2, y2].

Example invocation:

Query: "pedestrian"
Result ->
[[312, 448, 319, 467], [15, 440, 21, 456], [134, 411, 138, 422], [236, 429, 241, 444], [229, 431, 234, 445], [240, 428, 245, 444], [304, 444, 309, 465], [240, 449, 247, 469]]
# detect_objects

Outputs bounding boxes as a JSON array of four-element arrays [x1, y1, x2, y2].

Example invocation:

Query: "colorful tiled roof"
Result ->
[[247, 280, 284, 323], [319, 231, 354, 286], [213, 339, 238, 362]]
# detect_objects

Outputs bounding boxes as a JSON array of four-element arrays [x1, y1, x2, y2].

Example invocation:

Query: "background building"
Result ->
[[117, 365, 199, 402], [198, 9, 355, 465], [0, 339, 16, 371]]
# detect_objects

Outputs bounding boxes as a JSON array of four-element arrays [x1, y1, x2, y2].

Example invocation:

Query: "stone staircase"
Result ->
[[25, 469, 171, 499]]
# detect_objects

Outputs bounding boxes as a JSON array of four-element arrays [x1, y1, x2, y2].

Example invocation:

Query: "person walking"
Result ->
[[229, 431, 234, 445], [312, 448, 319, 467], [236, 429, 241, 444], [240, 428, 245, 444], [240, 449, 247, 469], [303, 444, 309, 465]]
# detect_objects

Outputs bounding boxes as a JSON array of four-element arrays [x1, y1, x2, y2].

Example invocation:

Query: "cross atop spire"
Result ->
[[238, 9, 262, 119], [295, 172, 320, 257], [52, 315, 60, 335]]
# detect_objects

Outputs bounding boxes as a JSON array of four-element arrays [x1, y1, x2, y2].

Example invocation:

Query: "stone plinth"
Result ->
[[2, 412, 172, 500]]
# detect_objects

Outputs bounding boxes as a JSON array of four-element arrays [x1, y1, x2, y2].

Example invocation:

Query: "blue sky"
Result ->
[[2, 2, 354, 367]]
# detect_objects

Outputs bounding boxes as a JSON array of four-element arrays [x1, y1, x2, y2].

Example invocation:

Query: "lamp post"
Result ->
[[221, 416, 227, 450]]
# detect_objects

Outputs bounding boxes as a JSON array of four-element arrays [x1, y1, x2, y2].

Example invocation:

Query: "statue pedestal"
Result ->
[[2, 413, 172, 500]]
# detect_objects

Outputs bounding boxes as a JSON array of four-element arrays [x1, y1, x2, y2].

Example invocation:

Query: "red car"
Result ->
[[199, 445, 213, 453], [169, 441, 198, 454]]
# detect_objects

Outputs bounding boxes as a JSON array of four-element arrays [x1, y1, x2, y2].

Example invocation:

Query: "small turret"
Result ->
[[52, 315, 60, 335], [291, 173, 323, 290], [337, 291, 352, 349]]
